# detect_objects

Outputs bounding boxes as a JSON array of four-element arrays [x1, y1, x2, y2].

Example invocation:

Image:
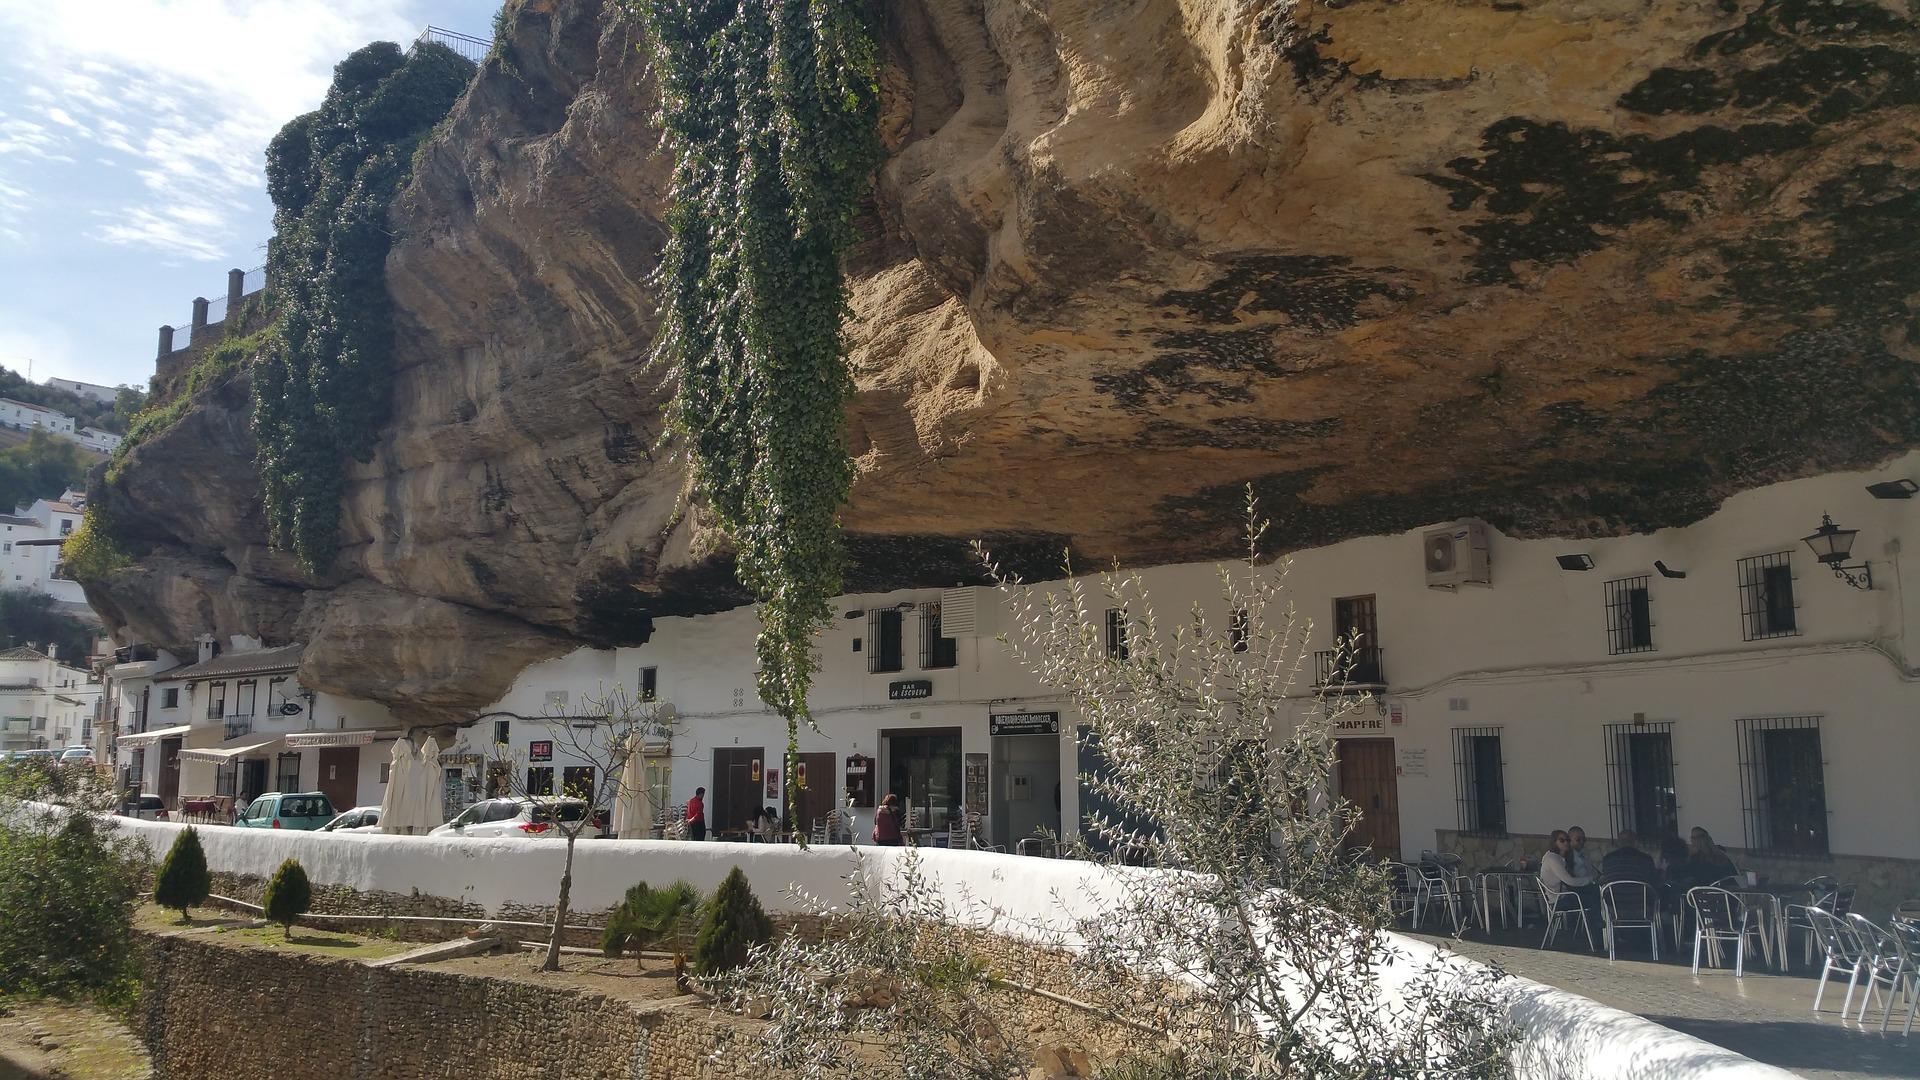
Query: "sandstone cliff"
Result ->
[[88, 0, 1920, 719]]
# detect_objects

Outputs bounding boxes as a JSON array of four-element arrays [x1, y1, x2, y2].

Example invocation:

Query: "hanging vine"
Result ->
[[633, 0, 881, 828], [253, 41, 473, 572]]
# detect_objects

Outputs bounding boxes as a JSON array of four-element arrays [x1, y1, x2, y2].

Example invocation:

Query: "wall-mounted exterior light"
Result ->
[[1801, 513, 1872, 590]]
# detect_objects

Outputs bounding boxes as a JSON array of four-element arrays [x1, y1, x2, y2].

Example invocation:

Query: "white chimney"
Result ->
[[195, 634, 217, 663], [45, 643, 56, 660]]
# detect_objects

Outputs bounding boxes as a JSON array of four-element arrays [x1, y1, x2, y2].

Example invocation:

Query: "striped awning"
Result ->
[[283, 729, 401, 749], [177, 733, 284, 763], [118, 724, 192, 748]]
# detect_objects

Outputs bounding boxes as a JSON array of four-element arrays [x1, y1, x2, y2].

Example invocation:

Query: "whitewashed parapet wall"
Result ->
[[102, 815, 1794, 1080]]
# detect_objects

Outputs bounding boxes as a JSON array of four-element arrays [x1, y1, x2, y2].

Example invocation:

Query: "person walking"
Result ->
[[872, 792, 903, 846], [686, 786, 707, 842]]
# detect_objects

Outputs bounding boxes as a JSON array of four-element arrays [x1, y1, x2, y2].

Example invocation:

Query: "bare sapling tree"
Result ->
[[482, 686, 673, 971], [711, 498, 1515, 1078]]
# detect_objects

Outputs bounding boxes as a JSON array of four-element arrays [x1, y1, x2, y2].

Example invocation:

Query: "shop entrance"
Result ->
[[882, 728, 962, 835], [158, 738, 181, 804], [318, 747, 358, 811], [792, 752, 837, 834], [990, 716, 1061, 850], [712, 746, 764, 835], [1336, 737, 1401, 857]]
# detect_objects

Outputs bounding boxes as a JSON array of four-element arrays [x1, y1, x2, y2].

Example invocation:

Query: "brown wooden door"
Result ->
[[317, 747, 359, 812], [158, 738, 181, 803], [1336, 738, 1400, 857], [713, 747, 764, 834], [793, 752, 836, 832]]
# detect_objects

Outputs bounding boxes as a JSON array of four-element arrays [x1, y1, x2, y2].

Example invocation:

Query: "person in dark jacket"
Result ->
[[872, 793, 904, 846], [1599, 829, 1657, 885]]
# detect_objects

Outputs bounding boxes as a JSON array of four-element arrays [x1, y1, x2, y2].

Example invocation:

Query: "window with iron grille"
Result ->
[[161, 688, 178, 709], [275, 752, 301, 794], [1604, 722, 1676, 838], [215, 760, 234, 796], [130, 748, 146, 790], [1737, 552, 1799, 641], [920, 603, 957, 669], [868, 609, 904, 673], [1105, 608, 1129, 660], [206, 681, 225, 720], [1450, 726, 1506, 836], [1604, 576, 1654, 654], [1736, 715, 1828, 855]]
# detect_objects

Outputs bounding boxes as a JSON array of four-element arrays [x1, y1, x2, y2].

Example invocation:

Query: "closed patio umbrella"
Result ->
[[612, 732, 650, 839], [379, 739, 415, 835], [413, 736, 445, 833]]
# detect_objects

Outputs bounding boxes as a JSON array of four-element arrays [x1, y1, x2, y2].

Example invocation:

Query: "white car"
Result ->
[[320, 806, 383, 832], [428, 797, 592, 838], [59, 746, 95, 764]]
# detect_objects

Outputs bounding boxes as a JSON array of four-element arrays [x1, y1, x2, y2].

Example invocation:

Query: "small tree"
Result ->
[[694, 866, 772, 976], [153, 827, 211, 923], [601, 880, 702, 968], [262, 858, 311, 940]]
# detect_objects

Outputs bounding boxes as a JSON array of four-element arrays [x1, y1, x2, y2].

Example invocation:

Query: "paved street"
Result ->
[[1416, 929, 1918, 1080]]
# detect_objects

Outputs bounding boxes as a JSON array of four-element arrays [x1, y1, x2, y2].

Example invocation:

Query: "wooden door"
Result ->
[[1336, 738, 1400, 857], [793, 752, 836, 833], [712, 747, 764, 834], [318, 747, 359, 811], [158, 738, 181, 803]]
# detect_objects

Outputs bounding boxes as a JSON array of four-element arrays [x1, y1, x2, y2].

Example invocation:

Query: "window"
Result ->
[[526, 766, 554, 796], [58, 519, 71, 536], [920, 603, 957, 669], [206, 682, 225, 720], [2, 543, 8, 553], [1451, 727, 1506, 836], [1228, 608, 1249, 653], [215, 761, 235, 796], [493, 719, 511, 746], [1604, 576, 1654, 654], [380, 762, 390, 785], [640, 667, 658, 701], [1604, 722, 1676, 838], [1318, 596, 1383, 686], [236, 679, 257, 717], [1737, 552, 1798, 641], [562, 766, 596, 802], [275, 752, 301, 793], [868, 609, 904, 673], [1736, 716, 1829, 855], [1105, 608, 1129, 660], [161, 688, 178, 709]]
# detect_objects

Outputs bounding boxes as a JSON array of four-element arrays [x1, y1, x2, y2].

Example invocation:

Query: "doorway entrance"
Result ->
[[1336, 737, 1400, 856], [990, 731, 1060, 850], [792, 752, 837, 835], [318, 747, 358, 811], [882, 729, 962, 833], [240, 759, 269, 808], [158, 738, 181, 804], [712, 747, 764, 835]]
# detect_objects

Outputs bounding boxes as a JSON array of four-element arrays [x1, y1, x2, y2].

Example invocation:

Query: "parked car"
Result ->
[[58, 746, 95, 765], [119, 793, 169, 821], [232, 791, 336, 830], [10, 749, 56, 764], [320, 806, 382, 833], [428, 797, 590, 838]]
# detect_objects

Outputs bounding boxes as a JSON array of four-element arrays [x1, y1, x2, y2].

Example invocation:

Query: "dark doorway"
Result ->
[[317, 747, 359, 812], [158, 738, 181, 804], [562, 766, 596, 803], [883, 729, 962, 832], [712, 747, 764, 835], [240, 759, 269, 807], [1336, 738, 1401, 857], [792, 752, 837, 834]]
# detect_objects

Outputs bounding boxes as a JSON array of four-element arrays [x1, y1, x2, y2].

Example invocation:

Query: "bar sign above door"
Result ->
[[889, 680, 933, 700]]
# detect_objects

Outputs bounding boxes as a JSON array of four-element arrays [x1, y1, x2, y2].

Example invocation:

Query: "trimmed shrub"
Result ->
[[262, 858, 311, 939], [0, 811, 144, 999], [693, 866, 771, 975], [152, 826, 211, 923], [601, 880, 702, 965]]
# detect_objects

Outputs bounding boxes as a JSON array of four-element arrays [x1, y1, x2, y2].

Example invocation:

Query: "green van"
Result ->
[[233, 791, 336, 830]]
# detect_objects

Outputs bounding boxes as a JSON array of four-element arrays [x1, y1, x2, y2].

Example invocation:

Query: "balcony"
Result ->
[[1313, 647, 1386, 691], [206, 703, 225, 721], [224, 715, 253, 740]]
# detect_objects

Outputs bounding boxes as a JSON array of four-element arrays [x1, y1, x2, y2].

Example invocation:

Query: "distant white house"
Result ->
[[76, 427, 122, 454], [5, 490, 89, 607], [42, 377, 121, 405], [0, 645, 100, 753], [0, 398, 75, 436]]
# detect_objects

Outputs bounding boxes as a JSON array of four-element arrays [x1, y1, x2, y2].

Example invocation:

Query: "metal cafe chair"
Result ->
[[1601, 880, 1660, 962], [1540, 879, 1597, 952], [1384, 861, 1423, 928], [1804, 907, 1871, 1014], [1688, 886, 1765, 977], [1016, 836, 1057, 858], [1881, 917, 1920, 1035], [1846, 914, 1913, 1027], [1415, 862, 1473, 935]]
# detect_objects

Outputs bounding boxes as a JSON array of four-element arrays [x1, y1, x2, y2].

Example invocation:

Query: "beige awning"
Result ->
[[118, 724, 192, 748], [177, 733, 284, 763], [283, 729, 401, 749]]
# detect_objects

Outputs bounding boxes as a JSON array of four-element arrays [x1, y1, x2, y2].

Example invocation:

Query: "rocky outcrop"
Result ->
[[89, 0, 1920, 717]]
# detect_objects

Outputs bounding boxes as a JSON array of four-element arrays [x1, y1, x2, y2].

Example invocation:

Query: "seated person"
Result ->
[[1599, 829, 1657, 885], [1540, 829, 1601, 942], [752, 806, 782, 841], [1676, 826, 1738, 888]]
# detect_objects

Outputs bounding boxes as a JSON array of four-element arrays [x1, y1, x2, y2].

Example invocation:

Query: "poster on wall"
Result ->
[[964, 753, 987, 812], [845, 753, 873, 808], [765, 766, 780, 800], [529, 740, 553, 763]]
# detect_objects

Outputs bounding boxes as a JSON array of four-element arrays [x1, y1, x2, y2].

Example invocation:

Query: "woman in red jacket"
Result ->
[[872, 793, 903, 846]]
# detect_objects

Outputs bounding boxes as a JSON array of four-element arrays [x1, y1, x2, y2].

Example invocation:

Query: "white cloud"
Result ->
[[0, 0, 429, 255]]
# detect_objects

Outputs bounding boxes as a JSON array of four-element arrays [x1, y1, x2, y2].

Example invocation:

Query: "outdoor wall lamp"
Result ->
[[1801, 513, 1873, 590]]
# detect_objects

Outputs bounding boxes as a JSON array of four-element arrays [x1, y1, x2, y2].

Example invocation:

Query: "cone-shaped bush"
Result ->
[[153, 826, 211, 923], [601, 880, 702, 964], [262, 858, 311, 940], [693, 866, 771, 975]]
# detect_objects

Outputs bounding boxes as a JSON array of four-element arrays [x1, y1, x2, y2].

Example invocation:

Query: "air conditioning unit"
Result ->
[[1423, 521, 1491, 590]]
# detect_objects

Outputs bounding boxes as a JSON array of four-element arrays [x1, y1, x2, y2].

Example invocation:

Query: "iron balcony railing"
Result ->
[[1313, 647, 1386, 690], [224, 715, 253, 741]]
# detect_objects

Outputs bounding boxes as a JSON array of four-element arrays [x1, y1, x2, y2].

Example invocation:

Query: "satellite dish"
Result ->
[[278, 701, 303, 716]]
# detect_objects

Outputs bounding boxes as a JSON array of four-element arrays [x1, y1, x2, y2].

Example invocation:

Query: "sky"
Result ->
[[0, 0, 499, 391]]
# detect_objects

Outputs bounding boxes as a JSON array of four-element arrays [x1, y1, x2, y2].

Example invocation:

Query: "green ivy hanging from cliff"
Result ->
[[634, 0, 881, 795], [253, 41, 474, 572]]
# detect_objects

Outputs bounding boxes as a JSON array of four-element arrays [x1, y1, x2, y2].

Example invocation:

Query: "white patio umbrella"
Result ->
[[412, 736, 445, 833], [611, 732, 651, 839], [379, 738, 415, 835]]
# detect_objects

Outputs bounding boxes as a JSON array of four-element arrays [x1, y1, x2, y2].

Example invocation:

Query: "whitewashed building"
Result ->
[[4, 491, 88, 607], [0, 645, 100, 753], [111, 637, 399, 813], [75, 427, 122, 454], [0, 398, 75, 437], [457, 452, 1920, 916], [42, 377, 120, 405]]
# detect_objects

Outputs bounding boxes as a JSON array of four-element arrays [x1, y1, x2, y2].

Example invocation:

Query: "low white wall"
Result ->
[[107, 816, 1793, 1080]]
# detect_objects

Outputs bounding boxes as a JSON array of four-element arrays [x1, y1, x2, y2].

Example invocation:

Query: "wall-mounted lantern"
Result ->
[[1801, 513, 1872, 590]]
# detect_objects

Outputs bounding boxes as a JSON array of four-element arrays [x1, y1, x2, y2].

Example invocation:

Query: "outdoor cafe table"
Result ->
[[1474, 868, 1534, 930], [1725, 883, 1819, 972]]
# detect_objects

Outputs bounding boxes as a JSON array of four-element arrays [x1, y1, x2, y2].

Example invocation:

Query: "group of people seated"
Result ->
[[1540, 824, 1739, 928]]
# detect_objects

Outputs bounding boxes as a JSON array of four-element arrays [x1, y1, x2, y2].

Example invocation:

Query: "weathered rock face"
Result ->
[[89, 0, 1920, 718]]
